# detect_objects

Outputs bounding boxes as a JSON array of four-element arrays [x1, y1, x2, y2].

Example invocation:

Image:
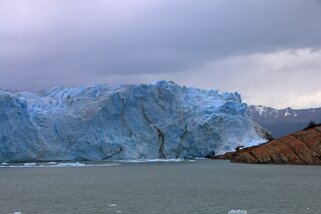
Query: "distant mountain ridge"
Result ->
[[248, 105, 321, 138]]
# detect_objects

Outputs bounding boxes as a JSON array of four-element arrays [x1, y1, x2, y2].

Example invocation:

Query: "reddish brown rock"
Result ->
[[222, 126, 321, 165]]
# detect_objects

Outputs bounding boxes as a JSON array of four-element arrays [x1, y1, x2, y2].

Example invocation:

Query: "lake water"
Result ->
[[0, 160, 320, 214]]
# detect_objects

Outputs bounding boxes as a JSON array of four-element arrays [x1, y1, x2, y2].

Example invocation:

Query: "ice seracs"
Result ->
[[0, 81, 267, 162]]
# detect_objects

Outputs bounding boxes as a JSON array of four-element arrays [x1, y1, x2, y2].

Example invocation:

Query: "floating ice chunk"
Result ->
[[55, 162, 86, 167], [117, 159, 184, 163], [23, 162, 36, 166], [0, 162, 120, 168], [228, 210, 248, 214], [84, 163, 120, 167], [1, 162, 8, 165], [139, 159, 184, 162], [47, 162, 57, 165], [108, 204, 117, 207]]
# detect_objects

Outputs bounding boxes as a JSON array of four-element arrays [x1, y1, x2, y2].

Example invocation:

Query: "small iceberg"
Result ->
[[228, 210, 248, 214]]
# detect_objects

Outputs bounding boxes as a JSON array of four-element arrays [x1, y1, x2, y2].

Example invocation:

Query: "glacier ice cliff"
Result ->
[[0, 81, 267, 162]]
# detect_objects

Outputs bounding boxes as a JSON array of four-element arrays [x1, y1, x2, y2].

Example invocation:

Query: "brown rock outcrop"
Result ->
[[221, 126, 321, 165]]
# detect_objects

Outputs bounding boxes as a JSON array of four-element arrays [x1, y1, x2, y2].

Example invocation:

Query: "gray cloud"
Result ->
[[1, 0, 321, 108]]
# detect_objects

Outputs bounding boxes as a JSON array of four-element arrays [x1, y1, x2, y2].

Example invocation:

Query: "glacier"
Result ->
[[0, 81, 267, 162]]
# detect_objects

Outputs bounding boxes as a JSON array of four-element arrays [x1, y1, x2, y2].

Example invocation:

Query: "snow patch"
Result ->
[[285, 111, 291, 117], [255, 105, 266, 116]]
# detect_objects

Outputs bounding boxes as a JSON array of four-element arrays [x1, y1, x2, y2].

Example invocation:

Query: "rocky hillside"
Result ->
[[223, 125, 321, 165], [248, 105, 321, 138]]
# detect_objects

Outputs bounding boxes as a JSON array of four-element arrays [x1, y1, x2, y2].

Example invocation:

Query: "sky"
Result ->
[[1, 0, 321, 109]]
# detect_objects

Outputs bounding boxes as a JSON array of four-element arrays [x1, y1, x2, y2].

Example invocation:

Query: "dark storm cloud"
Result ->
[[1, 0, 321, 106]]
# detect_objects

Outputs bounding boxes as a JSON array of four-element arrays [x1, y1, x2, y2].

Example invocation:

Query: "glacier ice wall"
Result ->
[[0, 81, 266, 162]]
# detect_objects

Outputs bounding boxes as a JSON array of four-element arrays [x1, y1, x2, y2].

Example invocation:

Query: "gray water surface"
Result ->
[[0, 160, 320, 214]]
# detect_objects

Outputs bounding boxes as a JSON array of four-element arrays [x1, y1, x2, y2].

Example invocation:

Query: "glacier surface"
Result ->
[[0, 81, 266, 162]]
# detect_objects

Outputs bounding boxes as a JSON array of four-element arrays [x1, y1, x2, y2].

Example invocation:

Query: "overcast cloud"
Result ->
[[1, 0, 321, 108]]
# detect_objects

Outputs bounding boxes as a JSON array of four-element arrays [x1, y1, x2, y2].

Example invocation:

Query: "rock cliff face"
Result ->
[[0, 81, 266, 162], [225, 125, 321, 165]]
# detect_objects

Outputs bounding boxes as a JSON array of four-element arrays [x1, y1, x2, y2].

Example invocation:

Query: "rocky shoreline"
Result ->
[[215, 125, 321, 165]]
